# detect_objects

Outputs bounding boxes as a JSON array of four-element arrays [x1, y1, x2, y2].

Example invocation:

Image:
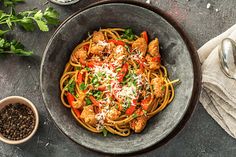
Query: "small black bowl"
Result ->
[[40, 0, 201, 154]]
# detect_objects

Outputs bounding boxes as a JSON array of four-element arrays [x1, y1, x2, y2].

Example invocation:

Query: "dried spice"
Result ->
[[0, 103, 35, 140]]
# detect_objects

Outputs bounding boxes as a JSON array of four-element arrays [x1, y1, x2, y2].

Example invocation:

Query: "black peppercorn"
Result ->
[[0, 103, 36, 140]]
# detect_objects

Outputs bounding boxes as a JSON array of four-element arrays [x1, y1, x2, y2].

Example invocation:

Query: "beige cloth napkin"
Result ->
[[198, 24, 236, 138]]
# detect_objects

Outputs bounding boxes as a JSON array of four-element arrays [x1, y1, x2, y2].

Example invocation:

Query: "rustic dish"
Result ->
[[40, 0, 201, 154]]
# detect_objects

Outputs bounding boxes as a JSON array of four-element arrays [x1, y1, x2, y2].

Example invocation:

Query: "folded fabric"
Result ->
[[198, 24, 236, 138]]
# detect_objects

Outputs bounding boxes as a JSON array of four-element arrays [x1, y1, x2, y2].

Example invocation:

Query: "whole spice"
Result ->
[[0, 103, 36, 140]]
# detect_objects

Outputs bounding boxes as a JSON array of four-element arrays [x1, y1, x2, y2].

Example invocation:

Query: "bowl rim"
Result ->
[[0, 96, 39, 145], [48, 0, 80, 5], [40, 0, 202, 154]]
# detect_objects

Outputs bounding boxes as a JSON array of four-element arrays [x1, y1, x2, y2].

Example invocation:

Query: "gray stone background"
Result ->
[[0, 0, 236, 156]]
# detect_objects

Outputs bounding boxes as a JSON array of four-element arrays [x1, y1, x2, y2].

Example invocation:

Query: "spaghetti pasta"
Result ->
[[60, 28, 179, 136]]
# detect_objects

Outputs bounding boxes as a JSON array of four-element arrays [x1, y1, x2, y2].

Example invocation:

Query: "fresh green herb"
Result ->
[[75, 93, 79, 98], [85, 67, 91, 71], [64, 78, 76, 95], [127, 81, 132, 87], [132, 113, 138, 118], [0, 37, 32, 56], [121, 28, 135, 41], [79, 82, 87, 90], [161, 86, 165, 91], [102, 128, 108, 137], [91, 76, 98, 84], [97, 71, 102, 77], [85, 97, 92, 105], [92, 90, 102, 99], [124, 45, 131, 53], [0, 0, 24, 7], [116, 67, 121, 72], [0, 1, 60, 56], [115, 104, 119, 110], [143, 110, 147, 116]]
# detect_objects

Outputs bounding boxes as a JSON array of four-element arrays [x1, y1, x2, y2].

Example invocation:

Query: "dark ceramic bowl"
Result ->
[[40, 0, 201, 154]]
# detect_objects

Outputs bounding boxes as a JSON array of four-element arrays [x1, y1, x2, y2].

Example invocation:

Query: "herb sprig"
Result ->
[[0, 0, 60, 56]]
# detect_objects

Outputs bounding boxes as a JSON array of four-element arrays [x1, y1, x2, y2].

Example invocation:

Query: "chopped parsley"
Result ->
[[92, 90, 102, 99], [102, 128, 108, 137], [79, 82, 87, 90], [85, 97, 92, 105], [132, 113, 138, 119], [161, 86, 165, 91], [85, 67, 91, 71], [121, 28, 135, 41], [64, 78, 75, 95]]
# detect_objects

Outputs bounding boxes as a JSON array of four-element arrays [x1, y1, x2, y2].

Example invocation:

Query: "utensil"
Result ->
[[219, 38, 236, 80], [0, 96, 39, 144], [40, 0, 201, 154]]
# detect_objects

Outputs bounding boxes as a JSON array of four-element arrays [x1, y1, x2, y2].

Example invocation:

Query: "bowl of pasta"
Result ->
[[40, 0, 201, 154]]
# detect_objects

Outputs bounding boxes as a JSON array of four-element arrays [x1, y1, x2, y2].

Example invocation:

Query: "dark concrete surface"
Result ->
[[0, 0, 236, 156]]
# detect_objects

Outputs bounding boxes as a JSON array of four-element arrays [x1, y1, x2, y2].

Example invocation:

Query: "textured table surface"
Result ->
[[0, 0, 236, 156]]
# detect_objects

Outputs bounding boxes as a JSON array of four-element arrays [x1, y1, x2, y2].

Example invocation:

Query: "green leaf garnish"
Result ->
[[102, 128, 108, 137], [79, 82, 87, 90]]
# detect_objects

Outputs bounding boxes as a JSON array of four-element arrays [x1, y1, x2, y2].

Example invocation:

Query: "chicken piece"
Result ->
[[132, 37, 147, 55], [71, 47, 87, 62], [130, 116, 148, 133], [145, 54, 160, 70], [106, 107, 121, 121], [90, 44, 105, 56], [92, 31, 105, 43], [151, 77, 165, 98], [148, 38, 160, 57], [80, 105, 98, 126], [72, 90, 86, 109]]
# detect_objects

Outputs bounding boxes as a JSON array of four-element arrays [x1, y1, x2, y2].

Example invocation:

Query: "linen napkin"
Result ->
[[198, 24, 236, 138]]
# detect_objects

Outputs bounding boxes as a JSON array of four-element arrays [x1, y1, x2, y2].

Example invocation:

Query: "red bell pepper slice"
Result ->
[[79, 58, 87, 66], [141, 31, 148, 43], [67, 92, 81, 117], [67, 92, 75, 107], [77, 72, 83, 84], [125, 99, 137, 115], [108, 39, 125, 46], [151, 56, 161, 63], [117, 63, 128, 82], [73, 109, 81, 118], [141, 96, 151, 111], [83, 44, 89, 51], [89, 96, 100, 106], [87, 61, 103, 68], [125, 105, 136, 115], [98, 85, 106, 91]]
